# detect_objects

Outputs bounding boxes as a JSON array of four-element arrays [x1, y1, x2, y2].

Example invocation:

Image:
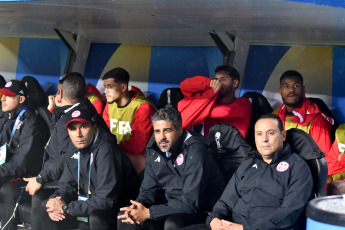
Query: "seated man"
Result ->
[[0, 80, 49, 185], [275, 70, 332, 153], [47, 76, 105, 115], [182, 114, 313, 230], [0, 80, 49, 228], [118, 108, 226, 230], [178, 65, 252, 137], [40, 105, 126, 230], [0, 74, 110, 230], [326, 124, 345, 183], [102, 67, 156, 174]]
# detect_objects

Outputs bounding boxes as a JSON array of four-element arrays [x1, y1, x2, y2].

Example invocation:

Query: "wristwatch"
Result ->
[[62, 204, 68, 215], [35, 175, 42, 184]]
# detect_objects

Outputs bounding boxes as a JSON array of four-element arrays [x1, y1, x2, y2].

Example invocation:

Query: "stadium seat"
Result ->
[[285, 128, 328, 229], [207, 123, 255, 183], [157, 87, 184, 110], [242, 91, 273, 148]]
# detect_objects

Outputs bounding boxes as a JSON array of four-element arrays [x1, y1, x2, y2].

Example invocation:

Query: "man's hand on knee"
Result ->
[[23, 177, 42, 195]]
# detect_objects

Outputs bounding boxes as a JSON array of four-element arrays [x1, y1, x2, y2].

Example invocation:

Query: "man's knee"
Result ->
[[164, 213, 207, 230], [89, 210, 116, 230], [40, 199, 49, 216]]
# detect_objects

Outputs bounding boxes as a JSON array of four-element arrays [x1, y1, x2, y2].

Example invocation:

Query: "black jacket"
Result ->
[[136, 130, 226, 220], [207, 144, 313, 230], [51, 126, 128, 217], [40, 99, 109, 184], [39, 104, 78, 183], [0, 106, 49, 178]]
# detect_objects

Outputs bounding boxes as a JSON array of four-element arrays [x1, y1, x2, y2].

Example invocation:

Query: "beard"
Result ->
[[218, 86, 233, 98], [283, 95, 304, 108], [158, 139, 171, 152]]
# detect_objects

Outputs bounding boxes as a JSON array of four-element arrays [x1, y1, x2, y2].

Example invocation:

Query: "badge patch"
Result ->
[[17, 121, 23, 129], [5, 82, 12, 87], [176, 153, 184, 166], [71, 110, 81, 118], [277, 161, 289, 172]]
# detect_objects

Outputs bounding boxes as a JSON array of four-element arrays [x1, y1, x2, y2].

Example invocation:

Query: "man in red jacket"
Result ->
[[326, 124, 345, 183], [274, 70, 332, 153], [178, 65, 252, 138]]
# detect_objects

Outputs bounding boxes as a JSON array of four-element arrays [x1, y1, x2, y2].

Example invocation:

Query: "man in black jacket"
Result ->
[[0, 80, 49, 228], [182, 113, 313, 230], [41, 104, 132, 230], [0, 73, 108, 230], [24, 73, 108, 230], [118, 108, 226, 230]]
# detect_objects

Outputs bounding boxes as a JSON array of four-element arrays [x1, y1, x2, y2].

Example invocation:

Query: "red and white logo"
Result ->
[[5, 82, 12, 87], [71, 110, 81, 118], [276, 161, 289, 172], [17, 121, 23, 129], [176, 153, 184, 166]]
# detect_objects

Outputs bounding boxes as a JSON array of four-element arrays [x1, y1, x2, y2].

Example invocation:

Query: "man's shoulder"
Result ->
[[132, 93, 156, 109], [184, 132, 209, 147], [311, 112, 332, 127], [236, 96, 252, 105]]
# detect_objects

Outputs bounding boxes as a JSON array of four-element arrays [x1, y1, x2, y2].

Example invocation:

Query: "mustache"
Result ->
[[287, 93, 297, 97], [159, 139, 169, 144]]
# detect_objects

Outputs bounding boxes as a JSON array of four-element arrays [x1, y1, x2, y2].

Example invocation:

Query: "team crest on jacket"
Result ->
[[176, 153, 184, 166], [276, 161, 289, 172], [17, 121, 23, 129]]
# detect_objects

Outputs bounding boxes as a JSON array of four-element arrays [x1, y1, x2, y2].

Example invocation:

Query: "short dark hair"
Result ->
[[215, 65, 240, 82], [102, 67, 130, 85], [61, 72, 86, 102], [151, 108, 182, 130], [280, 70, 304, 84], [0, 75, 6, 89], [256, 113, 284, 132]]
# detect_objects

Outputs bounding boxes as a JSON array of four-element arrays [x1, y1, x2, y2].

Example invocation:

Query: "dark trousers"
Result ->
[[0, 179, 30, 230], [0, 179, 58, 230], [117, 212, 208, 230], [178, 223, 210, 230], [31, 187, 57, 230], [41, 199, 117, 230]]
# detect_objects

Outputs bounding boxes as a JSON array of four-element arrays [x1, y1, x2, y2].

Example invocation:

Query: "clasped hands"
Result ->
[[118, 200, 150, 225], [46, 196, 66, 222], [210, 218, 243, 230]]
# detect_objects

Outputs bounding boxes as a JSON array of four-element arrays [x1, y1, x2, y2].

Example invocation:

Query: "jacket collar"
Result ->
[[8, 105, 28, 120], [147, 129, 193, 158], [254, 144, 292, 164]]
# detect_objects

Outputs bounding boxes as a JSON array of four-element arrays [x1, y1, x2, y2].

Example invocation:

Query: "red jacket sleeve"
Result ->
[[326, 140, 345, 175], [180, 76, 212, 97], [102, 103, 110, 130], [178, 76, 218, 129], [309, 114, 332, 154], [92, 99, 105, 115], [119, 103, 156, 155]]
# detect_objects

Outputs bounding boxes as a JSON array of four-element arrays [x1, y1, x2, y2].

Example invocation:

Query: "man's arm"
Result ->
[[51, 161, 77, 203], [180, 76, 213, 97], [0, 113, 48, 178], [67, 145, 121, 217], [207, 166, 244, 226], [178, 76, 219, 129], [119, 103, 156, 155], [135, 154, 164, 207]]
